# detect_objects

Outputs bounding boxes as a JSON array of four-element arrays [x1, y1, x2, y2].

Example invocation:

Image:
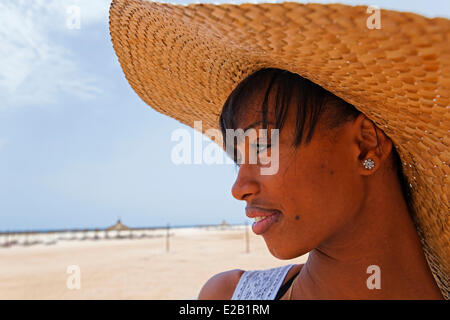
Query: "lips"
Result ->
[[246, 206, 282, 235], [245, 206, 282, 218]]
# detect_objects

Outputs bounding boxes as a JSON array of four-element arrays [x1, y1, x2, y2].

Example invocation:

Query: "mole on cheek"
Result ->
[[295, 215, 300, 220], [330, 170, 334, 175]]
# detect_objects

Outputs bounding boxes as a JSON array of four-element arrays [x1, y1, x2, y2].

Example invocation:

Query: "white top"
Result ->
[[231, 264, 295, 300]]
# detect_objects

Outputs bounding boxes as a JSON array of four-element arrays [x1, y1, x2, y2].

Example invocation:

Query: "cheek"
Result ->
[[259, 150, 364, 258], [298, 157, 363, 238], [293, 159, 338, 217], [283, 151, 363, 236]]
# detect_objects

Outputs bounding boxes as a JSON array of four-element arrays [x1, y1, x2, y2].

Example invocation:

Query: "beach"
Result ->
[[0, 225, 308, 299]]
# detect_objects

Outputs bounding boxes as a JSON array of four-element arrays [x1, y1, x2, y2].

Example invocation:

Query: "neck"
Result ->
[[294, 169, 443, 299]]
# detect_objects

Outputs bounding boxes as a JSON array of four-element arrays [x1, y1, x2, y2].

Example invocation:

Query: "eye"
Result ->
[[252, 143, 271, 154]]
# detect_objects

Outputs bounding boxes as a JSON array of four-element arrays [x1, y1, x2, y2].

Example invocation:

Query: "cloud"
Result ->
[[1, 0, 446, 109], [0, 0, 110, 108]]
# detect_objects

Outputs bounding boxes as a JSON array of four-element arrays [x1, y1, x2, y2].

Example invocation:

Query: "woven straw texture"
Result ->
[[109, 0, 449, 298]]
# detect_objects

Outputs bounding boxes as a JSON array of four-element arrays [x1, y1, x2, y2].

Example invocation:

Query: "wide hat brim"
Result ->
[[109, 0, 449, 298]]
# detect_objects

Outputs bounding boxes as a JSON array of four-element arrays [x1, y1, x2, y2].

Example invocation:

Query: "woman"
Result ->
[[109, 0, 449, 299], [197, 67, 443, 299]]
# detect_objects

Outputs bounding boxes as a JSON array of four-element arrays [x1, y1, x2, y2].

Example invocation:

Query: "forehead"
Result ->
[[233, 80, 281, 129]]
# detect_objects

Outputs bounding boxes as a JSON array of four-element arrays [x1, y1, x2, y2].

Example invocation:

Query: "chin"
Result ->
[[265, 240, 312, 260]]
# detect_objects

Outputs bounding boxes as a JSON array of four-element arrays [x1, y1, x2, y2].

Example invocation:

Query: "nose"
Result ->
[[231, 164, 260, 201]]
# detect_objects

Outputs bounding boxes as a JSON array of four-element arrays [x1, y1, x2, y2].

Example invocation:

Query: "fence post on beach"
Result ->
[[166, 223, 170, 252], [245, 221, 250, 253]]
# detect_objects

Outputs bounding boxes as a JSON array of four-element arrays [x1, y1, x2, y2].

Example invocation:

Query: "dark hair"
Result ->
[[220, 68, 360, 151], [219, 67, 413, 212]]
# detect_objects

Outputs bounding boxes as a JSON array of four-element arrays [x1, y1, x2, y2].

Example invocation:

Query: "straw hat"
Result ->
[[109, 0, 449, 298]]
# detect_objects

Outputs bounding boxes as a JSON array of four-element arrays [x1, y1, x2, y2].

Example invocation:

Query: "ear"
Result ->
[[352, 113, 393, 176]]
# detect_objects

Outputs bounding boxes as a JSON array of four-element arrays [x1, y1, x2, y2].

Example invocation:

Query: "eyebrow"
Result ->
[[230, 120, 274, 159], [243, 120, 275, 132]]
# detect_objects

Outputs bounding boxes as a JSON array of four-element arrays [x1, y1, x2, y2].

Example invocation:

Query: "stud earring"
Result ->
[[363, 158, 375, 170]]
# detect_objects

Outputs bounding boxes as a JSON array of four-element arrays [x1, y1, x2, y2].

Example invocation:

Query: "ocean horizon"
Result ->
[[0, 221, 247, 234]]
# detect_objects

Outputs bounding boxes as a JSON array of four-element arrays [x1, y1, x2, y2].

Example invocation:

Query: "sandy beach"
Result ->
[[0, 225, 307, 299]]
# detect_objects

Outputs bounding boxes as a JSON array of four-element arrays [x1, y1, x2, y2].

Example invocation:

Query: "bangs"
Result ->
[[219, 68, 353, 152]]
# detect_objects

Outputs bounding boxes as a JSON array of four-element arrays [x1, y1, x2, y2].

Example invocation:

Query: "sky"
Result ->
[[0, 0, 448, 232]]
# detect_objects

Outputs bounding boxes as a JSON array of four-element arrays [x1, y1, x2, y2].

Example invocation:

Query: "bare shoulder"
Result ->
[[197, 269, 245, 300]]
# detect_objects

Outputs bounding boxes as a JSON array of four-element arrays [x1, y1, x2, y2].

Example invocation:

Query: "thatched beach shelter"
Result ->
[[106, 219, 131, 238]]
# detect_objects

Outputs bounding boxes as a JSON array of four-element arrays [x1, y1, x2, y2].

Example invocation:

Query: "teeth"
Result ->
[[254, 216, 267, 223]]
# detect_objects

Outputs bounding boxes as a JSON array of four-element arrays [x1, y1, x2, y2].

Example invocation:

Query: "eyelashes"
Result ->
[[251, 143, 271, 154], [235, 143, 272, 166]]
